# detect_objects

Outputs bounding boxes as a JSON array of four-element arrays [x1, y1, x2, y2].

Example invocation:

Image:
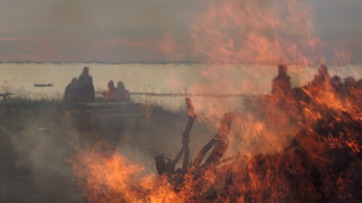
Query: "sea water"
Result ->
[[0, 63, 361, 111]]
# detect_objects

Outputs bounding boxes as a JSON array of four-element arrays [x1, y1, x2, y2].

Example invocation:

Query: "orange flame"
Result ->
[[69, 0, 360, 201], [71, 148, 188, 203], [191, 0, 322, 65]]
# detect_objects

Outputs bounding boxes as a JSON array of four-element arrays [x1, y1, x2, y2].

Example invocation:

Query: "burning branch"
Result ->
[[191, 112, 234, 171], [155, 98, 196, 176], [71, 65, 362, 202]]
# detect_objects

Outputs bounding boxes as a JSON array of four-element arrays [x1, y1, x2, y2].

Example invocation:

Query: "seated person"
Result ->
[[116, 81, 130, 102], [104, 80, 119, 102], [63, 78, 79, 102]]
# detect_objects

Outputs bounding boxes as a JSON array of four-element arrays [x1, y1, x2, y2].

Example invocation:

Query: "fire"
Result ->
[[71, 147, 186, 203], [191, 0, 321, 65], [69, 0, 361, 202], [70, 65, 361, 202]]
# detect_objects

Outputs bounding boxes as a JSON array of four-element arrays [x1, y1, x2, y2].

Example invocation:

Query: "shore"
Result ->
[[0, 101, 213, 202]]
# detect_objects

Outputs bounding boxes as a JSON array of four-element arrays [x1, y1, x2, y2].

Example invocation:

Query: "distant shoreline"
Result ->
[[0, 61, 358, 67]]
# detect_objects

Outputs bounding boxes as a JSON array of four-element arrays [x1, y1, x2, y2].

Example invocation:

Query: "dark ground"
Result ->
[[0, 103, 83, 202], [0, 101, 212, 202]]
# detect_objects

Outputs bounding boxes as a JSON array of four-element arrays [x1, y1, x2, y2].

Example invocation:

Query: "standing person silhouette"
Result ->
[[271, 64, 292, 97], [78, 67, 95, 102]]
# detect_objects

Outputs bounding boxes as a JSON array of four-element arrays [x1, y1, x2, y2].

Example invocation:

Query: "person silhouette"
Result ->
[[271, 64, 292, 96], [78, 67, 95, 102]]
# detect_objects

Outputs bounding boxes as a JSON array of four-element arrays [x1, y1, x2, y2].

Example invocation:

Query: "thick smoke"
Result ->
[[6, 108, 81, 201]]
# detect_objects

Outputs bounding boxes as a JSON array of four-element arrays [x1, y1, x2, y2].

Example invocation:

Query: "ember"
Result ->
[[71, 65, 362, 202]]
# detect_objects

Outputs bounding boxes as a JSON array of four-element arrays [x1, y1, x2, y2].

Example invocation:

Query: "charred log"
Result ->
[[154, 65, 362, 202], [154, 98, 195, 177]]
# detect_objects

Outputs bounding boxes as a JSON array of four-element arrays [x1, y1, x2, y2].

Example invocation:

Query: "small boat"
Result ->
[[34, 83, 53, 87]]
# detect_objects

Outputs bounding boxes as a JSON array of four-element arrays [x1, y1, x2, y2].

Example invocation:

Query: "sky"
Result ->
[[0, 0, 361, 64]]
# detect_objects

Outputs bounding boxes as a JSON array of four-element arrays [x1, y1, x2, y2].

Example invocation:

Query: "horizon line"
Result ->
[[0, 61, 356, 67]]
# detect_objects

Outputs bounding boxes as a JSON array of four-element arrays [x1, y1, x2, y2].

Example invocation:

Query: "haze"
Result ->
[[0, 0, 361, 63]]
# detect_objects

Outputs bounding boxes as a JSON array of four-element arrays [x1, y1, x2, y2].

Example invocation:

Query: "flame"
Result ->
[[191, 0, 321, 65], [71, 147, 188, 203], [70, 64, 362, 202], [69, 0, 360, 201]]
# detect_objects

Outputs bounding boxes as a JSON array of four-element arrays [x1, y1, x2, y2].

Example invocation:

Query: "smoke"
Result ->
[[189, 0, 317, 65], [6, 102, 213, 189], [167, 0, 351, 65], [7, 109, 79, 201]]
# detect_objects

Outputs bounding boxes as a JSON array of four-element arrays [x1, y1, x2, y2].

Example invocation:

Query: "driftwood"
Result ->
[[151, 65, 362, 201], [174, 98, 195, 171], [155, 98, 195, 175], [191, 112, 234, 171], [155, 97, 235, 196]]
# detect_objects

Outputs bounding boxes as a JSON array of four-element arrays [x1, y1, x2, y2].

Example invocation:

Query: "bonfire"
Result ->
[[71, 65, 362, 202]]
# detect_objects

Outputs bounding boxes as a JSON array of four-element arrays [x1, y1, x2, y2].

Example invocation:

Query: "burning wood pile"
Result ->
[[71, 65, 362, 202]]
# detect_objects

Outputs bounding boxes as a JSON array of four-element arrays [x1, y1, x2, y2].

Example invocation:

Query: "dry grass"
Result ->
[[0, 100, 212, 202]]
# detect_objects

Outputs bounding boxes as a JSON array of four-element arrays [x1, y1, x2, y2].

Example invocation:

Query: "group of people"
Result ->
[[103, 80, 130, 102], [271, 63, 362, 98], [63, 67, 130, 103], [64, 64, 360, 104]]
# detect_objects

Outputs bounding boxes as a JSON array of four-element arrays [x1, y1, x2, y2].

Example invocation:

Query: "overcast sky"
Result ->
[[0, 0, 361, 64]]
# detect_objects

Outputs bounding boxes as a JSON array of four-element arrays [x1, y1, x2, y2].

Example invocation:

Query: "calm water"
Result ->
[[1, 63, 361, 110]]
